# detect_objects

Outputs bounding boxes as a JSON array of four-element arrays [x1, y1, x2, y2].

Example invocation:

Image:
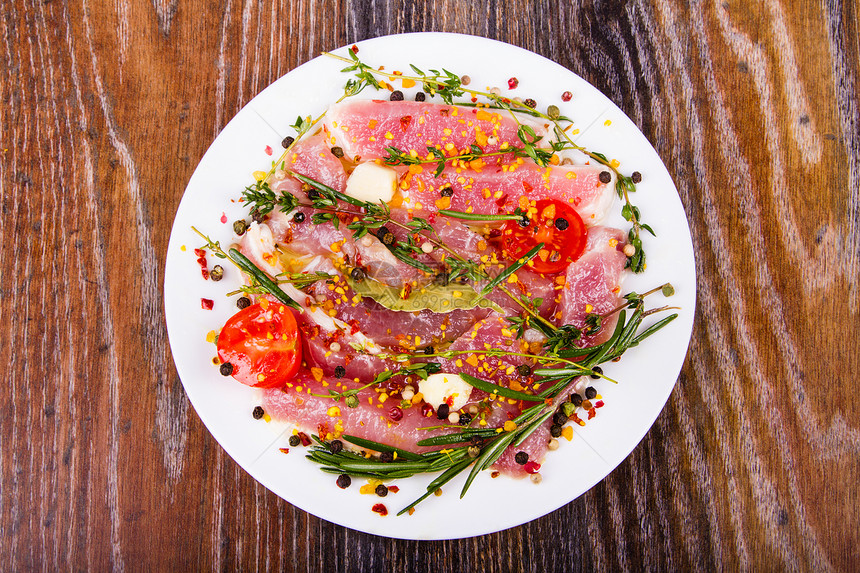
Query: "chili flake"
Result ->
[[201, 298, 214, 310], [372, 503, 388, 516]]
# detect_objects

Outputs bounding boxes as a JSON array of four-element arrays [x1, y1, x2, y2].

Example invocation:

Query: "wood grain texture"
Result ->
[[1, 0, 858, 570]]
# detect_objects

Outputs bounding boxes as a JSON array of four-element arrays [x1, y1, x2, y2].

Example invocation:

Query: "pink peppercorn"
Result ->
[[524, 461, 541, 474], [388, 406, 403, 421], [561, 91, 572, 102], [201, 298, 214, 310], [508, 77, 519, 89]]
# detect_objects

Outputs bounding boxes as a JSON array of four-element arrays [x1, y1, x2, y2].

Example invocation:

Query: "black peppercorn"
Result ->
[[330, 146, 344, 158], [598, 171, 612, 184], [437, 404, 450, 420], [415, 92, 426, 101], [550, 424, 563, 438], [350, 267, 366, 282], [515, 451, 529, 465], [585, 386, 597, 400], [554, 217, 569, 231], [571, 393, 583, 407], [390, 90, 404, 101], [251, 210, 265, 224], [306, 189, 321, 200], [423, 346, 435, 355], [469, 435, 484, 447], [376, 226, 395, 246], [288, 435, 301, 447], [334, 365, 346, 378], [553, 412, 568, 426], [336, 474, 351, 489], [458, 413, 472, 426], [590, 366, 603, 380], [281, 136, 295, 149], [631, 171, 642, 183], [518, 215, 530, 228], [329, 440, 343, 454], [210, 265, 224, 282], [440, 186, 454, 197], [380, 452, 394, 463], [237, 296, 251, 309], [219, 362, 233, 376], [252, 406, 264, 419], [293, 212, 306, 223], [516, 364, 532, 377], [375, 484, 389, 497]]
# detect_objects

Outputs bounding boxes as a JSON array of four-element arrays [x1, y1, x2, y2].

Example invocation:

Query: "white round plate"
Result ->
[[164, 32, 696, 540]]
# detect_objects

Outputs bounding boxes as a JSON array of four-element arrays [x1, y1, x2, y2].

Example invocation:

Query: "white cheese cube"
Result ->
[[418, 373, 474, 412], [345, 162, 397, 204]]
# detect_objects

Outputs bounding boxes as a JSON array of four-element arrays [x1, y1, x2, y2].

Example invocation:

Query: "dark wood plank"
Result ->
[[1, 0, 858, 570]]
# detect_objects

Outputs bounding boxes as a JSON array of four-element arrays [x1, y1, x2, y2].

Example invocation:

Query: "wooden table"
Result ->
[[3, 0, 858, 570]]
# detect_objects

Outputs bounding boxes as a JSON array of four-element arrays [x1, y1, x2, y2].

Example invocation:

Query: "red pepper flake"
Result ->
[[388, 485, 399, 493], [348, 319, 361, 335], [278, 448, 290, 454], [388, 406, 403, 421], [350, 44, 359, 54], [471, 96, 478, 103], [201, 298, 214, 310], [264, 145, 273, 156], [194, 248, 206, 258], [561, 91, 573, 102], [427, 212, 437, 224], [508, 77, 519, 89], [595, 400, 605, 408], [220, 212, 228, 224], [399, 115, 412, 132], [371, 503, 388, 516], [588, 408, 597, 420], [524, 461, 541, 474], [297, 432, 311, 446]]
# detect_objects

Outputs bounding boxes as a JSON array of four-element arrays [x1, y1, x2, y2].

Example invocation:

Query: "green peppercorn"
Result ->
[[209, 265, 224, 282], [330, 440, 343, 454], [516, 364, 532, 377], [468, 445, 481, 458], [336, 474, 351, 489], [547, 105, 560, 119], [515, 451, 529, 465], [345, 395, 359, 408], [375, 484, 389, 496], [561, 402, 576, 417], [219, 362, 233, 376], [252, 406, 264, 419], [233, 220, 249, 236], [662, 284, 675, 297], [288, 435, 301, 447], [237, 296, 251, 309]]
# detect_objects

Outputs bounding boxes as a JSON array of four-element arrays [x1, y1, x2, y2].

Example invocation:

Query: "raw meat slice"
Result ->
[[557, 226, 628, 346], [323, 100, 551, 163], [402, 160, 617, 224]]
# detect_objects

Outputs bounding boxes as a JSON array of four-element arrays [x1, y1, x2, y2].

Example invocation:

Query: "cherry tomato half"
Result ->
[[216, 302, 301, 388], [501, 199, 587, 274]]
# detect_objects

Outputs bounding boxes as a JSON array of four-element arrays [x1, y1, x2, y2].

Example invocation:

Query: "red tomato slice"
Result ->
[[501, 199, 587, 274], [216, 302, 301, 388]]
